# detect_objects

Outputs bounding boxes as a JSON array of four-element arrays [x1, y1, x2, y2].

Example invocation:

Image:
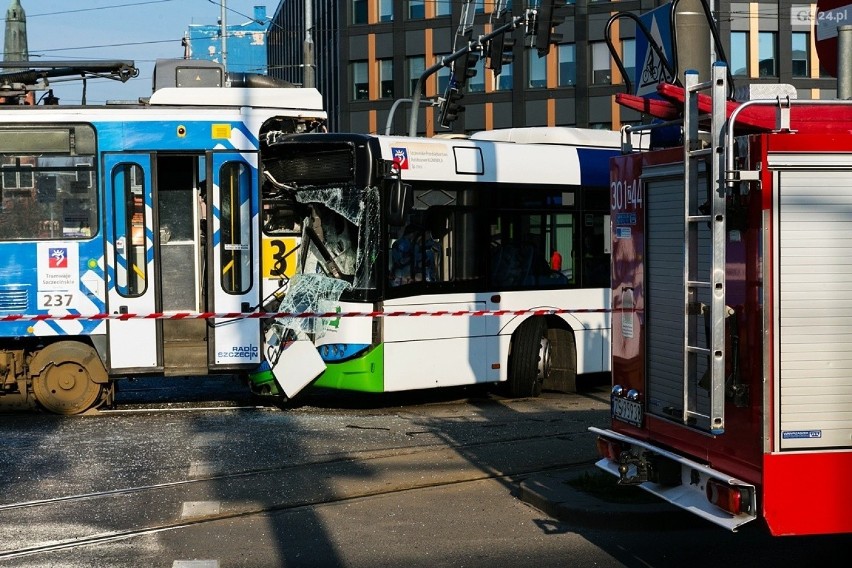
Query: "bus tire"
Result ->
[[544, 327, 577, 393], [507, 318, 550, 398], [30, 342, 109, 415]]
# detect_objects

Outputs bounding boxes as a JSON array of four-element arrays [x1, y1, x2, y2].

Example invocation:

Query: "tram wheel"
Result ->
[[507, 318, 550, 398], [31, 342, 108, 415]]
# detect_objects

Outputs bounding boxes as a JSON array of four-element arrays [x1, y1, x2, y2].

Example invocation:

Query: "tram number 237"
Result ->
[[39, 292, 74, 309], [262, 237, 299, 279]]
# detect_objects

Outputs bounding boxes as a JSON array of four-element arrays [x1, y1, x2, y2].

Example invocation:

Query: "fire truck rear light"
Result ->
[[595, 436, 623, 461], [706, 478, 750, 515]]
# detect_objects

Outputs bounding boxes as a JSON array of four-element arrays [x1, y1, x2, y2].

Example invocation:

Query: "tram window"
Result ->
[[219, 162, 252, 294], [0, 129, 98, 241], [112, 164, 147, 297]]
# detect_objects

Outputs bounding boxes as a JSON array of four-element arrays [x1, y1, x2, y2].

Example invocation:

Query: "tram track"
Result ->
[[0, 430, 596, 561]]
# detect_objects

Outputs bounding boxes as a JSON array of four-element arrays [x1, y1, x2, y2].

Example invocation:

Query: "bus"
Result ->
[[0, 61, 327, 414], [251, 127, 628, 401]]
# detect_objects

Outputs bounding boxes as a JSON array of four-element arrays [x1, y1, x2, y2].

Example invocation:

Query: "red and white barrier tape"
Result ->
[[0, 307, 613, 322]]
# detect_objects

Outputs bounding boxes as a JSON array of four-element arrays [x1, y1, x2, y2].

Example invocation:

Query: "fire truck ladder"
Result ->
[[682, 63, 727, 434]]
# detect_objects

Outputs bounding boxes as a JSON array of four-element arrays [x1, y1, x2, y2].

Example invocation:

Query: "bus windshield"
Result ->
[[262, 161, 380, 339]]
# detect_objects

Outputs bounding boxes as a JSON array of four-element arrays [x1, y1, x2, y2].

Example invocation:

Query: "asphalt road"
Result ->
[[0, 376, 849, 567]]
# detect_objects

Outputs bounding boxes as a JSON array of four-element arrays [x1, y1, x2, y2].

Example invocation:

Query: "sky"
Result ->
[[4, 0, 270, 104]]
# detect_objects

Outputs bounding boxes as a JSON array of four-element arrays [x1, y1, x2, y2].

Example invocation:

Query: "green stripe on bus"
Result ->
[[312, 344, 385, 393]]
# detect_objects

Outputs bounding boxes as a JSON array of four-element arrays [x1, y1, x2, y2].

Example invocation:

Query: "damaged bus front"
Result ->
[[254, 133, 403, 398]]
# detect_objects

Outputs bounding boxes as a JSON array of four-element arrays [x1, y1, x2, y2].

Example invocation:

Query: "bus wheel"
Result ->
[[545, 328, 577, 393], [508, 318, 550, 398], [30, 342, 108, 415]]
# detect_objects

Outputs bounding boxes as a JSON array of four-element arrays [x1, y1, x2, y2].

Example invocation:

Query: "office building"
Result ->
[[267, 1, 837, 136]]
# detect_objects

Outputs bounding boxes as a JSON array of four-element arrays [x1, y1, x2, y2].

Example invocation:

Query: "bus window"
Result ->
[[112, 163, 147, 297], [489, 212, 571, 289], [582, 212, 610, 287], [219, 162, 252, 294]]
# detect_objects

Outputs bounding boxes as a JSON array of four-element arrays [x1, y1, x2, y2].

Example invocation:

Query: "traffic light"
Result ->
[[487, 30, 515, 77], [534, 0, 565, 57], [451, 49, 479, 91], [37, 176, 57, 203], [438, 86, 465, 129]]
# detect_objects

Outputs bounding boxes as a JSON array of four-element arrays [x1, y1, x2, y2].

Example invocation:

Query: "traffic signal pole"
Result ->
[[407, 12, 528, 137]]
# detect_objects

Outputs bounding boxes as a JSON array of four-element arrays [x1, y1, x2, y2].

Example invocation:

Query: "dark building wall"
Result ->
[[269, 1, 341, 132]]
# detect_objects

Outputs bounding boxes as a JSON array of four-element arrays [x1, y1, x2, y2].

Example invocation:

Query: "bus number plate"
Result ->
[[612, 397, 643, 427]]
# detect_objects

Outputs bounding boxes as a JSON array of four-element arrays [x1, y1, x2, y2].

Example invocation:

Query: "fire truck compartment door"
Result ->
[[775, 167, 852, 451]]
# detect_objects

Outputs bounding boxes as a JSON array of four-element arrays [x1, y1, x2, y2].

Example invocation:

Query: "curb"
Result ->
[[518, 467, 699, 530]]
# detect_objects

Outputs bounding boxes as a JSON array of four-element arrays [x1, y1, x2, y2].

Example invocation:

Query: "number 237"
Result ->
[[42, 294, 73, 307]]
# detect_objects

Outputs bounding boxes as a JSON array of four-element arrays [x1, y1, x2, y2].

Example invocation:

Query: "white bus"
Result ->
[[253, 127, 624, 400]]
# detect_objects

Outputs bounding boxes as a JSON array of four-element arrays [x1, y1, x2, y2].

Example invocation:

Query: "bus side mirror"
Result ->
[[388, 179, 412, 226]]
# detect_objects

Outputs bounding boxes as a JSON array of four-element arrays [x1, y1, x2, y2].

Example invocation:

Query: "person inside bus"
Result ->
[[390, 226, 415, 286], [550, 248, 563, 271], [390, 224, 437, 286]]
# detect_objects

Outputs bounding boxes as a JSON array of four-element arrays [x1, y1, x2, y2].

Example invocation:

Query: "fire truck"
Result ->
[[590, 62, 852, 536]]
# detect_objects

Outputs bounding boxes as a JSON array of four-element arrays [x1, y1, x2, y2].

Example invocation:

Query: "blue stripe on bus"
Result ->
[[577, 148, 619, 187]]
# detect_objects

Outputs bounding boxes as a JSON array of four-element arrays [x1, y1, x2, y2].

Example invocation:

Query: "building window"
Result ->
[[558, 43, 576, 86], [408, 0, 424, 19], [379, 59, 394, 98], [591, 41, 611, 84], [758, 32, 777, 77], [496, 62, 513, 90], [475, 0, 485, 13], [730, 31, 748, 76], [436, 0, 451, 16], [352, 0, 367, 24], [792, 32, 809, 77], [528, 48, 546, 88], [407, 56, 425, 97], [380, 0, 393, 22], [621, 38, 635, 86], [352, 60, 368, 100]]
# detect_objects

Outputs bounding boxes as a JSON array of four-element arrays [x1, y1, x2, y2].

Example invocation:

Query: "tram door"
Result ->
[[156, 154, 208, 374], [208, 152, 261, 368], [105, 153, 159, 370]]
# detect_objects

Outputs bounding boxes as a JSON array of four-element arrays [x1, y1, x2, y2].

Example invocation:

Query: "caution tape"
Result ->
[[0, 307, 613, 322]]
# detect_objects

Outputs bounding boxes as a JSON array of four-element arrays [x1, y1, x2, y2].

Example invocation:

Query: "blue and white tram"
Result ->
[[0, 72, 326, 414]]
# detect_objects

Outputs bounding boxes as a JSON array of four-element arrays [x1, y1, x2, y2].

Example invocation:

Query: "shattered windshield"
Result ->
[[262, 171, 380, 340]]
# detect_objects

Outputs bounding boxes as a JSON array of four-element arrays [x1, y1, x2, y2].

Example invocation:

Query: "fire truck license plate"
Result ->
[[612, 397, 643, 426]]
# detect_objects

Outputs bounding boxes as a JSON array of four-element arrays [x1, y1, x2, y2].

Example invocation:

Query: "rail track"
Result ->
[[0, 430, 595, 561]]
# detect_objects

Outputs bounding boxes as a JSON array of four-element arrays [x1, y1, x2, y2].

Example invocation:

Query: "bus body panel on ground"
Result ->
[[258, 127, 624, 401], [592, 76, 852, 536], [0, 83, 326, 414]]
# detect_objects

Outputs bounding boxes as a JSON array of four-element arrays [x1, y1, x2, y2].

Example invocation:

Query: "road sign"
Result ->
[[815, 0, 852, 77], [635, 3, 675, 97]]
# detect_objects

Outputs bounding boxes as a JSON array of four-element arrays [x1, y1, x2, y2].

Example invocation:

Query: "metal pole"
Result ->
[[838, 25, 852, 99], [303, 0, 315, 88], [406, 13, 526, 137], [220, 0, 228, 73]]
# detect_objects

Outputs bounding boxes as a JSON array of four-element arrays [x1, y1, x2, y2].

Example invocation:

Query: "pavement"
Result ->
[[517, 465, 694, 530]]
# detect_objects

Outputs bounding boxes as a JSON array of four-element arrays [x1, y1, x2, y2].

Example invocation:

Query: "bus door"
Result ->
[[209, 153, 262, 368], [104, 153, 160, 370]]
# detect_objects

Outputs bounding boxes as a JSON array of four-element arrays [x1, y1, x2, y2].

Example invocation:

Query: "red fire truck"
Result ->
[[591, 63, 852, 536]]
